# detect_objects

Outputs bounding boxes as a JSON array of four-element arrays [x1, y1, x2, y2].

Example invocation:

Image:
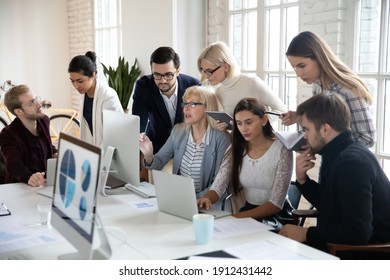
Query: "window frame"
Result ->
[[94, 0, 122, 67]]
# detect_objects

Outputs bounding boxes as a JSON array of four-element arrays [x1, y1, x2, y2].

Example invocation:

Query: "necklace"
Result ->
[[248, 158, 259, 166]]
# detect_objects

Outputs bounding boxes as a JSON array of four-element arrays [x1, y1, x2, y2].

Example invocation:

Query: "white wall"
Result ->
[[122, 0, 205, 78], [0, 0, 205, 109], [0, 0, 71, 108]]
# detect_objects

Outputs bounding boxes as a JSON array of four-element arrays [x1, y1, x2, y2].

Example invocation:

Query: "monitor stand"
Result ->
[[57, 213, 112, 260], [100, 146, 130, 196]]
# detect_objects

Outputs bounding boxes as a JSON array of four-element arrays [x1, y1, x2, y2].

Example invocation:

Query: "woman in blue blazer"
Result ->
[[139, 85, 231, 204]]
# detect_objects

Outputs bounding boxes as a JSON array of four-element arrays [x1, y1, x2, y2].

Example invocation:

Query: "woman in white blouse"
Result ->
[[198, 98, 293, 223]]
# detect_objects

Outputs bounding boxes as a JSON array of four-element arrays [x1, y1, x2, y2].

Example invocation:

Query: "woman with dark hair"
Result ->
[[281, 31, 375, 147], [198, 98, 293, 226], [68, 51, 123, 146]]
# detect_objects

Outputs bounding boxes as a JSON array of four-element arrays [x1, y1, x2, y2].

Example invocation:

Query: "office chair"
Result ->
[[222, 182, 303, 219], [286, 182, 317, 226]]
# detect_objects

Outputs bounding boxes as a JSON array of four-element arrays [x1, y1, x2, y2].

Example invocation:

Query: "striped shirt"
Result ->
[[179, 127, 210, 193]]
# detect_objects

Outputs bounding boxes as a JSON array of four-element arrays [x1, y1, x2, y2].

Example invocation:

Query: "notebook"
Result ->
[[36, 158, 56, 198], [274, 130, 306, 151], [152, 170, 231, 220]]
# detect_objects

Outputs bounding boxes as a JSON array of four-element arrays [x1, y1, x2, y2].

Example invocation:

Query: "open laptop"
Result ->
[[152, 170, 231, 220], [37, 158, 57, 198]]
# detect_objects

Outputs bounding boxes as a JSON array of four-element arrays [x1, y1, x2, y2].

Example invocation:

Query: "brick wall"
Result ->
[[67, 0, 95, 110]]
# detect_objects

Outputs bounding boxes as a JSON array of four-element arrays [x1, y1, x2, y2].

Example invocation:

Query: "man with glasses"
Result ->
[[0, 84, 57, 186], [132, 46, 200, 154]]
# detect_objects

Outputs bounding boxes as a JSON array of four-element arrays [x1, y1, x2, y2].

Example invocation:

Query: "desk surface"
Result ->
[[0, 183, 337, 260]]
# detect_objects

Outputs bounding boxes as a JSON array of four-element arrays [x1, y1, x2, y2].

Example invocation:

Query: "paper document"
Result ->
[[0, 222, 64, 254], [224, 240, 309, 260], [213, 217, 273, 239]]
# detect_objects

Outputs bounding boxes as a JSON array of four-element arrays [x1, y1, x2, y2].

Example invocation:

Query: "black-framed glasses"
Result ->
[[181, 102, 204, 108], [200, 66, 221, 77], [152, 72, 176, 81]]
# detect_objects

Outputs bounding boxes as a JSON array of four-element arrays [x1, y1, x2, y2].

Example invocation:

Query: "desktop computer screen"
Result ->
[[51, 133, 110, 259], [101, 110, 140, 190]]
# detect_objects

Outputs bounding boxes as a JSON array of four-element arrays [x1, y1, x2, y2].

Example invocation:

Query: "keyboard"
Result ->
[[0, 253, 28, 260], [124, 181, 156, 198]]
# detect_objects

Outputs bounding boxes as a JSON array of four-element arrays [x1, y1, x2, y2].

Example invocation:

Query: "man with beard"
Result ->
[[279, 93, 390, 259], [0, 85, 57, 187], [132, 47, 200, 154]]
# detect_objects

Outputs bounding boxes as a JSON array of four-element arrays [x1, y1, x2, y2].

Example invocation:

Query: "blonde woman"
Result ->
[[281, 31, 375, 147], [139, 85, 231, 199], [197, 41, 287, 128]]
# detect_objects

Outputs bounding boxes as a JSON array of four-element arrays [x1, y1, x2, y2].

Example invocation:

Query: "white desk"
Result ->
[[0, 183, 337, 260]]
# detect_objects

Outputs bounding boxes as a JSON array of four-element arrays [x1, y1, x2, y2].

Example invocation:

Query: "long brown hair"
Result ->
[[286, 31, 372, 104], [231, 98, 275, 194]]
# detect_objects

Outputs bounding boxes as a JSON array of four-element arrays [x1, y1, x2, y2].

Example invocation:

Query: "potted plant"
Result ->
[[102, 56, 142, 111]]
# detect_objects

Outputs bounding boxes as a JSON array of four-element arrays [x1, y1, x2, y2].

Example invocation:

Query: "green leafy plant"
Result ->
[[102, 57, 142, 110]]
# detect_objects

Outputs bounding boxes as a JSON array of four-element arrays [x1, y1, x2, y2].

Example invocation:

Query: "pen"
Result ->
[[265, 111, 281, 117], [144, 118, 150, 134]]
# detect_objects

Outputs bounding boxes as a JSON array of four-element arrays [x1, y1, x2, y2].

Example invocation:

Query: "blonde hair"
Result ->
[[197, 41, 240, 82], [182, 85, 219, 127], [4, 84, 30, 116]]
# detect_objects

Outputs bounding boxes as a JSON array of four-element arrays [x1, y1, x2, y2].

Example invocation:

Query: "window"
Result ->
[[94, 0, 122, 66], [355, 0, 390, 176], [228, 0, 299, 131], [228, 0, 258, 72]]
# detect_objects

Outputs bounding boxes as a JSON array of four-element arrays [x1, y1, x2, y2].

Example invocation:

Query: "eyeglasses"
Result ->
[[152, 72, 176, 81], [181, 102, 204, 108], [24, 96, 41, 107], [200, 66, 221, 77]]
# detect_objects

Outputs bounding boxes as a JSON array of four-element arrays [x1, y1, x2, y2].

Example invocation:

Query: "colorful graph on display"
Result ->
[[59, 151, 92, 220], [59, 149, 76, 208]]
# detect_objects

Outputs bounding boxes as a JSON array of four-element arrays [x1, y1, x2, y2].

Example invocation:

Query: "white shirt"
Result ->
[[160, 84, 178, 126]]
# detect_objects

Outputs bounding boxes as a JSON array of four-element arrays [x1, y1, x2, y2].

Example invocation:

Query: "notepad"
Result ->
[[274, 130, 306, 151], [206, 111, 233, 129]]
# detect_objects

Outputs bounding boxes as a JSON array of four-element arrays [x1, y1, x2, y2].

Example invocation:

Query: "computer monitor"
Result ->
[[51, 133, 111, 259], [101, 110, 140, 195]]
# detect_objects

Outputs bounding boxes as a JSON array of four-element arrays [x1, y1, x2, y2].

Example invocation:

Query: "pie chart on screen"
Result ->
[[59, 149, 76, 208], [79, 196, 87, 220], [81, 160, 91, 192]]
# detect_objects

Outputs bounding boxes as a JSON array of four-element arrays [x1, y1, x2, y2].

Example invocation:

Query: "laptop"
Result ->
[[152, 170, 231, 220], [37, 158, 57, 198]]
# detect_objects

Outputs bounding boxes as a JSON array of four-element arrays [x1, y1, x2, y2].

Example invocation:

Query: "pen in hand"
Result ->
[[144, 119, 150, 134], [141, 119, 150, 142]]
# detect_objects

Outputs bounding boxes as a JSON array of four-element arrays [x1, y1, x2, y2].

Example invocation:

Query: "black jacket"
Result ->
[[132, 73, 199, 153], [297, 131, 390, 252]]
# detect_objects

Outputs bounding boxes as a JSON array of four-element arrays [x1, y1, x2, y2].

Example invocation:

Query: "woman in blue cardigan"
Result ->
[[139, 85, 231, 204]]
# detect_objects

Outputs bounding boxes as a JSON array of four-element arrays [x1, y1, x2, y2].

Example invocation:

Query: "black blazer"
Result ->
[[132, 73, 200, 153]]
